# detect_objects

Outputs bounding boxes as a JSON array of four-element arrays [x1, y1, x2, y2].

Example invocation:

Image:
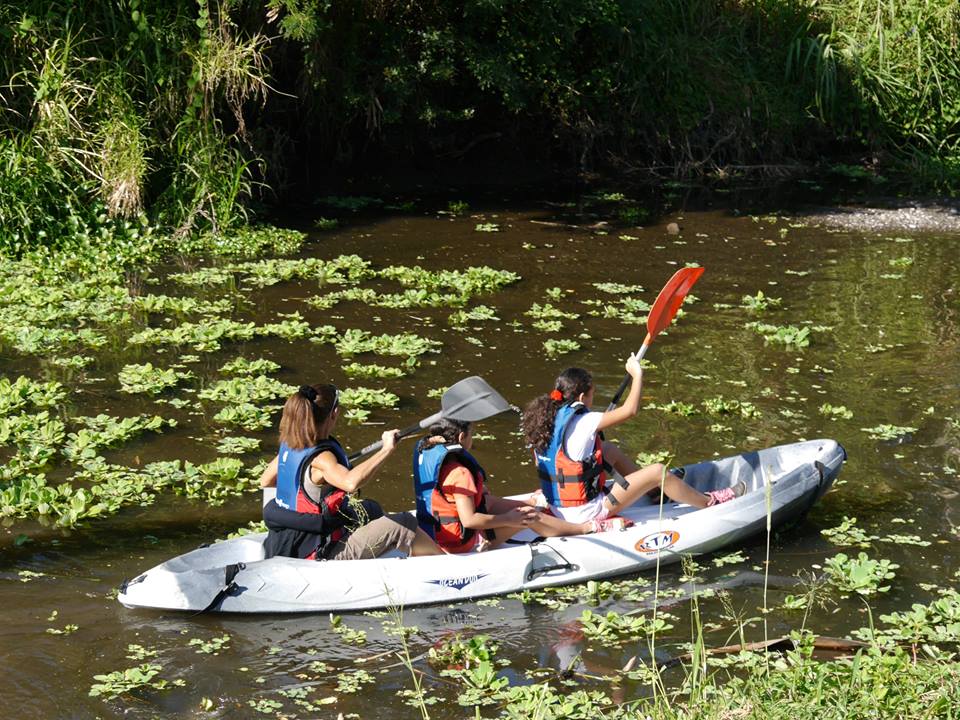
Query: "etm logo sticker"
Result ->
[[634, 530, 680, 553]]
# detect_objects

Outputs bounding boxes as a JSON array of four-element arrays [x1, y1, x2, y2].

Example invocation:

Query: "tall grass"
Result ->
[[787, 0, 960, 181], [0, 1, 271, 258]]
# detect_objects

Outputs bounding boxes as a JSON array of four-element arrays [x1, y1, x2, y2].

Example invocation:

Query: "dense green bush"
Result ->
[[1, 0, 957, 260]]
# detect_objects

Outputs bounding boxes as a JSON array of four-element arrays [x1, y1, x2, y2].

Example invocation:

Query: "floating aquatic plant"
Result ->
[[819, 403, 853, 420], [219, 357, 281, 376], [63, 414, 175, 462], [526, 303, 579, 321], [188, 634, 231, 655], [379, 264, 519, 297], [543, 338, 580, 357], [132, 294, 233, 316], [655, 400, 698, 416], [822, 552, 898, 596], [741, 291, 782, 313], [342, 361, 414, 379], [257, 312, 314, 340], [128, 318, 258, 353], [860, 424, 917, 441], [746, 322, 811, 348], [118, 363, 193, 395], [216, 436, 261, 454], [593, 282, 644, 294], [89, 663, 181, 700], [334, 329, 441, 358], [198, 376, 296, 404], [532, 319, 563, 333], [448, 305, 499, 326], [0, 376, 66, 416], [213, 403, 277, 431], [702, 396, 761, 419], [340, 387, 399, 409], [177, 227, 306, 258], [578, 609, 673, 643], [822, 517, 879, 547]]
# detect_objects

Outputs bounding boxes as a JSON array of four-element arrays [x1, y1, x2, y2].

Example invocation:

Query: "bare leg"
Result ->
[[409, 528, 446, 556], [602, 463, 709, 517], [603, 441, 664, 498], [601, 441, 640, 476]]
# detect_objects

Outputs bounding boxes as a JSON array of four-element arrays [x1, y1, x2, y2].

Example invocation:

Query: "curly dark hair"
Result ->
[[521, 368, 593, 452]]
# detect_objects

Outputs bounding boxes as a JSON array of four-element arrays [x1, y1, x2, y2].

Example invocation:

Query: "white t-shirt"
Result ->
[[562, 409, 604, 461]]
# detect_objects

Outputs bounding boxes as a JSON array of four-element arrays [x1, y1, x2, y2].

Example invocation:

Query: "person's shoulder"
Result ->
[[569, 408, 603, 428], [441, 461, 475, 488], [311, 448, 339, 463]]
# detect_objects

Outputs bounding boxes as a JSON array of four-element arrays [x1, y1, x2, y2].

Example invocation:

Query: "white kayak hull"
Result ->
[[118, 439, 844, 613]]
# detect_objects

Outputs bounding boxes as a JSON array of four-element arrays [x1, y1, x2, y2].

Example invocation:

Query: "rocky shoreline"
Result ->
[[796, 199, 960, 234]]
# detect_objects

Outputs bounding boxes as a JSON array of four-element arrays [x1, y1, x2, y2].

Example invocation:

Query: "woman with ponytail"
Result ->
[[413, 418, 603, 554], [259, 383, 443, 561], [521, 356, 743, 526]]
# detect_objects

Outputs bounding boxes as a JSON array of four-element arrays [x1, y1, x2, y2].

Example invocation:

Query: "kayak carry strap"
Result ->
[[525, 544, 578, 582], [192, 562, 246, 616], [118, 574, 146, 595]]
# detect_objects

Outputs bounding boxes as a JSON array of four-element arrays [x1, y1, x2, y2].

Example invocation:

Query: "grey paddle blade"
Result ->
[[440, 376, 514, 422]]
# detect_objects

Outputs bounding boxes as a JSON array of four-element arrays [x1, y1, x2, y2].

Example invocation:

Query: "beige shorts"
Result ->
[[325, 512, 419, 560]]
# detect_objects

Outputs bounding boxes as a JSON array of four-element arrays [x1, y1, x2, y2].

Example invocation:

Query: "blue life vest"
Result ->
[[276, 437, 353, 539], [535, 403, 606, 507], [413, 442, 487, 544]]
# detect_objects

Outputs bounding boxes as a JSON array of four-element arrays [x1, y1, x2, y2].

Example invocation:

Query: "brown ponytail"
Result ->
[[279, 383, 339, 449]]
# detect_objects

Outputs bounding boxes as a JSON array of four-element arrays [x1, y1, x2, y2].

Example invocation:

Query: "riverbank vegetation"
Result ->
[[2, 0, 958, 260]]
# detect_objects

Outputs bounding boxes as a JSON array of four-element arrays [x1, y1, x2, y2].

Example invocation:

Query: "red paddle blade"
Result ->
[[646, 267, 705, 340]]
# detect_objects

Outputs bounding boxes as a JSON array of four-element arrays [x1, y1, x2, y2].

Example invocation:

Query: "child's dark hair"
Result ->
[[420, 418, 471, 449], [521, 368, 593, 453]]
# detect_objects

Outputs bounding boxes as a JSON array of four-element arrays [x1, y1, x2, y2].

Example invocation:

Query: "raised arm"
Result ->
[[596, 354, 643, 432]]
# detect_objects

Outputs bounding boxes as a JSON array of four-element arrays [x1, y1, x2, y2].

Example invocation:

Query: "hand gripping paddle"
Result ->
[[348, 376, 515, 462], [606, 266, 705, 411]]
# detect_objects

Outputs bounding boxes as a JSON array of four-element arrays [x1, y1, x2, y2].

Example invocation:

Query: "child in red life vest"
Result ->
[[413, 418, 619, 554], [260, 383, 444, 561], [521, 356, 744, 525]]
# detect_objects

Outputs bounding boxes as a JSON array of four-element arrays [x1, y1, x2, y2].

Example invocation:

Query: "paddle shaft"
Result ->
[[347, 411, 442, 463]]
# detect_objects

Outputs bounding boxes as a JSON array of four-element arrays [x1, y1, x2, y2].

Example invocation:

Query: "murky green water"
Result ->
[[2, 189, 959, 717]]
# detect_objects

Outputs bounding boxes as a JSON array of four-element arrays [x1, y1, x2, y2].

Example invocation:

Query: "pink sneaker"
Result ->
[[705, 481, 747, 506], [590, 517, 633, 533]]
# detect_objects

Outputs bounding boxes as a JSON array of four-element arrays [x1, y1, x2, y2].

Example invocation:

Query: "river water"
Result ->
[[2, 186, 959, 718]]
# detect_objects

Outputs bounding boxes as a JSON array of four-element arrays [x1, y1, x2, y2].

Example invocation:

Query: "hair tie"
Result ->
[[549, 389, 563, 401], [298, 385, 318, 403]]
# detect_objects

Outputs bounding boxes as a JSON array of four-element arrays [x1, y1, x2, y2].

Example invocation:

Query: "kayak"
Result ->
[[118, 438, 844, 614]]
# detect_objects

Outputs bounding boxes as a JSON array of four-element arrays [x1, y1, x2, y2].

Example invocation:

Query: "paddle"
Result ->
[[606, 266, 705, 411], [347, 376, 515, 462]]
